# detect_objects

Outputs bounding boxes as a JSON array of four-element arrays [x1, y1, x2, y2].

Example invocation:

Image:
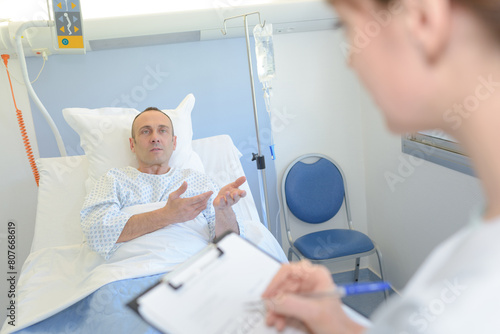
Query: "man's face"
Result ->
[[129, 110, 177, 169]]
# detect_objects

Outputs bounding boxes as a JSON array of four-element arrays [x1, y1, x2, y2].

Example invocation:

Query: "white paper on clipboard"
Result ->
[[131, 232, 307, 334]]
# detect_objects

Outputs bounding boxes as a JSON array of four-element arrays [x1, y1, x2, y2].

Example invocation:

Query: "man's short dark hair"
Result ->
[[131, 107, 174, 139]]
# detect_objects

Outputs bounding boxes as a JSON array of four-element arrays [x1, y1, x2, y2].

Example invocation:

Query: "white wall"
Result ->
[[271, 29, 371, 273], [0, 59, 38, 323]]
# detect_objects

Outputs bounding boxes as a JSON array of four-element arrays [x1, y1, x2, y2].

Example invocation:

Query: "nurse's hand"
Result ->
[[262, 260, 366, 334]]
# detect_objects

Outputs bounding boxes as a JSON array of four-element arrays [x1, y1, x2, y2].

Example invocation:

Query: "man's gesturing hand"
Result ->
[[163, 181, 213, 223], [213, 176, 247, 210]]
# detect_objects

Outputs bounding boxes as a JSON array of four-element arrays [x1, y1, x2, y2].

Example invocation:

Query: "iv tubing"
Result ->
[[14, 21, 67, 157]]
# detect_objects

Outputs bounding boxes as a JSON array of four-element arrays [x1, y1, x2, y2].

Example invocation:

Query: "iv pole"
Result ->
[[221, 12, 272, 232]]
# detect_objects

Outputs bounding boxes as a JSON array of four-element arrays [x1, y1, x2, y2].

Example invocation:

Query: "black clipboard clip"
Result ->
[[163, 244, 225, 290], [128, 234, 235, 315], [164, 232, 235, 290], [127, 232, 282, 334]]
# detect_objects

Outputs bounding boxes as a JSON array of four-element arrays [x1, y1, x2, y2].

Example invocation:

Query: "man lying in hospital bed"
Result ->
[[1, 94, 288, 333], [81, 105, 247, 261]]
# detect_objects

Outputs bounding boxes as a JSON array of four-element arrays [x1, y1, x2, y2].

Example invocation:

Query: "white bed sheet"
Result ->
[[2, 135, 287, 333]]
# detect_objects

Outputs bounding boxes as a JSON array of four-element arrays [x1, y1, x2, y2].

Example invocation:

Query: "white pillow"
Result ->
[[33, 155, 88, 251], [63, 94, 204, 194]]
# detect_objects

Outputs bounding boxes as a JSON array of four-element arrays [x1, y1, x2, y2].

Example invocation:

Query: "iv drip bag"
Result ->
[[254, 23, 276, 160], [253, 23, 275, 83]]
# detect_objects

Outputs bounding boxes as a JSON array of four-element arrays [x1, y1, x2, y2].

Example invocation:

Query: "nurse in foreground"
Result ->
[[263, 0, 500, 333]]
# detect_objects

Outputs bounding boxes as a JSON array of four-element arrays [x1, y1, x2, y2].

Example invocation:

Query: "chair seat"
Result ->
[[294, 229, 375, 260]]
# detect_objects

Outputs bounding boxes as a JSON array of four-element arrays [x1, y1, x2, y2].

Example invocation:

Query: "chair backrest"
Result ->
[[282, 154, 346, 224]]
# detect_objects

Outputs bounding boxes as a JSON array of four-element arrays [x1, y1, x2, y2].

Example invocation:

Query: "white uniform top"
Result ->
[[81, 166, 244, 260], [368, 213, 500, 333]]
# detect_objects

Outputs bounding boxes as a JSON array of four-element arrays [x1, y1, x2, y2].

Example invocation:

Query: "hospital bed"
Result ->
[[0, 95, 288, 333]]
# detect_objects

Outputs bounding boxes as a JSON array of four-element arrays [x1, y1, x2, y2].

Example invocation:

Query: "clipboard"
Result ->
[[128, 232, 306, 334]]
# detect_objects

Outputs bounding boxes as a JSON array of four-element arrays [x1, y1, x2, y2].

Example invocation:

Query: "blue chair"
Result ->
[[281, 154, 387, 293]]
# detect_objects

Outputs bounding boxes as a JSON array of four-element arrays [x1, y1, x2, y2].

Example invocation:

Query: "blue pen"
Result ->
[[304, 281, 391, 298], [245, 281, 391, 309], [246, 281, 391, 309]]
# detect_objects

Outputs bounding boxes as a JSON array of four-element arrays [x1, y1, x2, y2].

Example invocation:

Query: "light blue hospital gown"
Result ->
[[81, 166, 239, 260]]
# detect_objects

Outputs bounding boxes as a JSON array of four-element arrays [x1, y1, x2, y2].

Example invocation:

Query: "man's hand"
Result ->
[[163, 181, 213, 224], [117, 182, 212, 243], [213, 176, 247, 210], [214, 176, 247, 237]]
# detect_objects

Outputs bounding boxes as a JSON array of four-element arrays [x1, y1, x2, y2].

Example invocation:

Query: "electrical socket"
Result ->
[[33, 48, 51, 60]]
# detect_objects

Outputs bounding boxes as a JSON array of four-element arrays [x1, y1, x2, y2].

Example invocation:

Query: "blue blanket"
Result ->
[[16, 274, 165, 334]]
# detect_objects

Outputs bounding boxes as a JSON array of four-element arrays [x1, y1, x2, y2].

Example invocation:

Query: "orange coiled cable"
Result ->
[[2, 54, 40, 187]]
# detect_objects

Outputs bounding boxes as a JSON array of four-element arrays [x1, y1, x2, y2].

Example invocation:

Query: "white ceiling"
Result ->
[[0, 0, 337, 56]]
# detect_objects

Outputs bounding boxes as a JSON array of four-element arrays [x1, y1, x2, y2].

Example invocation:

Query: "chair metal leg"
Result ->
[[354, 257, 360, 282], [375, 248, 390, 300], [288, 247, 294, 261]]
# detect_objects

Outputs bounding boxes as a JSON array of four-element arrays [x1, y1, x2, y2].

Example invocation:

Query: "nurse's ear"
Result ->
[[404, 0, 451, 63]]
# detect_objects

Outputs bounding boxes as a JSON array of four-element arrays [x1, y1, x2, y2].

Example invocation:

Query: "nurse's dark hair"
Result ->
[[131, 107, 174, 139], [374, 0, 500, 38]]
